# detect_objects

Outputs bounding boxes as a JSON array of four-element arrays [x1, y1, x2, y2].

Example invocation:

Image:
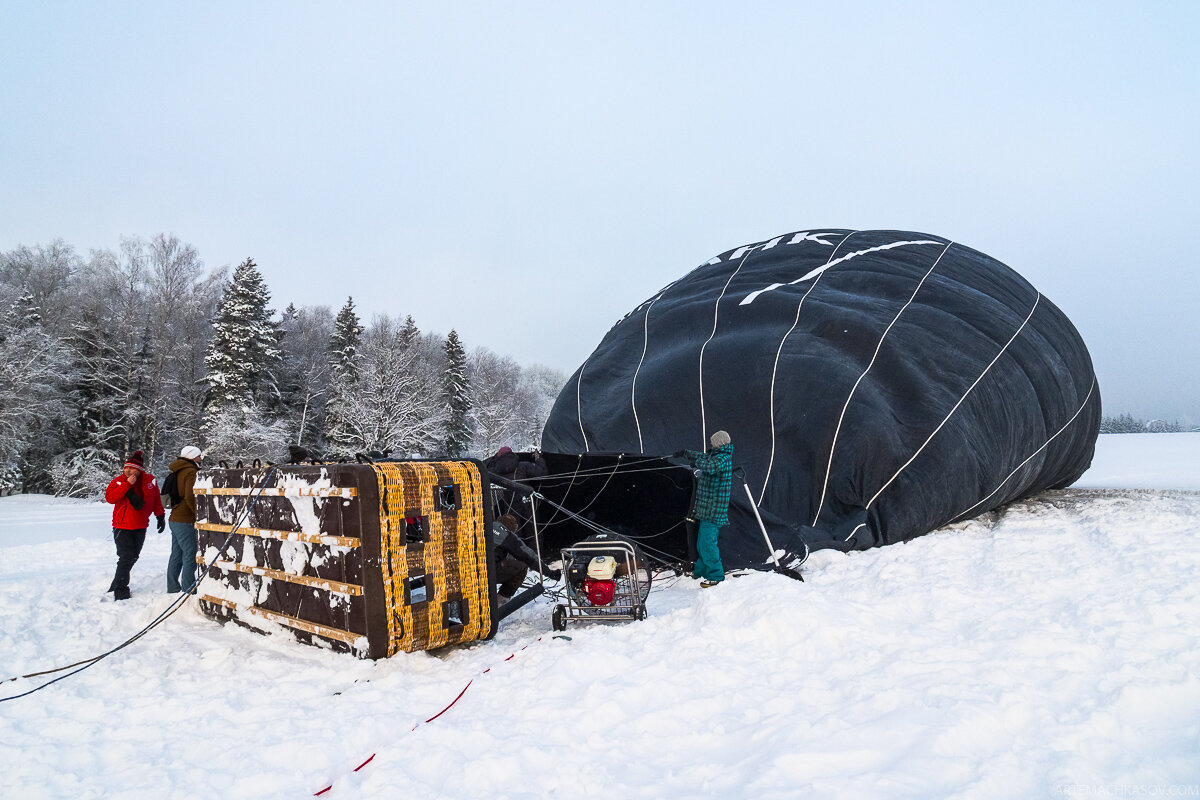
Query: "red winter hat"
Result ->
[[124, 450, 145, 470]]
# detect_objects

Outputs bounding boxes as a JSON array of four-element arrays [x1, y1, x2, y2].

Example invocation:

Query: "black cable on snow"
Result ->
[[4, 460, 694, 701], [0, 466, 280, 703]]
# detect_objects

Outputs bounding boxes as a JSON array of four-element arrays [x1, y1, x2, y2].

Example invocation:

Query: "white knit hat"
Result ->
[[710, 430, 731, 448], [180, 445, 203, 460]]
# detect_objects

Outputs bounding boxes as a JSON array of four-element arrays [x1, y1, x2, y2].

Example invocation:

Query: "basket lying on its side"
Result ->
[[194, 460, 498, 658]]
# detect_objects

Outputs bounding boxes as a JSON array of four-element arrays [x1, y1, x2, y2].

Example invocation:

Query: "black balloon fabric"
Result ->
[[541, 229, 1100, 568]]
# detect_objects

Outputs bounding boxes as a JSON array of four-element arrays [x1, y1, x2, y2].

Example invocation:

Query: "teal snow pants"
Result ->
[[691, 519, 724, 582]]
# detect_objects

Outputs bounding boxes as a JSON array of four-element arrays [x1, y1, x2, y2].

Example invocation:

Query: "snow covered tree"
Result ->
[[466, 348, 526, 457], [324, 298, 365, 454], [330, 297, 364, 384], [71, 239, 169, 470], [1100, 413, 1144, 434], [1100, 413, 1182, 434], [136, 234, 215, 467], [201, 405, 288, 464], [25, 242, 144, 492], [0, 234, 568, 489], [120, 324, 155, 461], [517, 363, 566, 450], [398, 314, 420, 350], [326, 315, 446, 458], [0, 293, 75, 492], [278, 303, 334, 447], [158, 265, 225, 465], [466, 354, 565, 456], [0, 240, 79, 338], [202, 258, 283, 459], [52, 304, 127, 496], [8, 290, 42, 328], [204, 258, 281, 414], [441, 329, 472, 458]]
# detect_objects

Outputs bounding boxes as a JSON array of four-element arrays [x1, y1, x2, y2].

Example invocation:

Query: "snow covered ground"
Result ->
[[1074, 432, 1200, 490], [1, 434, 1198, 799]]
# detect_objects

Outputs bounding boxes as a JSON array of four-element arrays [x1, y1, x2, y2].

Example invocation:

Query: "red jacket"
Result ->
[[105, 469, 166, 530]]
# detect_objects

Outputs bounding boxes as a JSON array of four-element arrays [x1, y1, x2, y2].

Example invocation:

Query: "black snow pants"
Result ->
[[495, 555, 529, 599], [109, 527, 147, 598]]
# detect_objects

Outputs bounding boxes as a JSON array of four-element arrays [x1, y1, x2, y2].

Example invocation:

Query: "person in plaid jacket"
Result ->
[[685, 430, 733, 587]]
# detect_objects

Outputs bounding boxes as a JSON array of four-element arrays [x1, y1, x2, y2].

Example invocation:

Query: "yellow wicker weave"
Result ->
[[374, 461, 492, 654]]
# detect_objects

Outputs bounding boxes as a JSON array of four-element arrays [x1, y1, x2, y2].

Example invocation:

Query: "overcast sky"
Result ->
[[2, 2, 1197, 423]]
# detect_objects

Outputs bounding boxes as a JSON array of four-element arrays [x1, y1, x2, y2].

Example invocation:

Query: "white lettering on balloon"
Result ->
[[739, 239, 942, 305]]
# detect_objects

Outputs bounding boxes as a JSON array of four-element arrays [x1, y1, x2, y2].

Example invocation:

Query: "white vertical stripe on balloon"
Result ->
[[630, 284, 675, 453], [698, 245, 759, 449], [813, 241, 954, 527], [575, 358, 590, 452], [846, 373, 1097, 543], [864, 293, 1043, 511], [757, 231, 858, 505], [948, 376, 1098, 524]]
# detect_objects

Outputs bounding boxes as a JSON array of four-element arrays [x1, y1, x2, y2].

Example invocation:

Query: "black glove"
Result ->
[[125, 484, 145, 510], [156, 514, 166, 533]]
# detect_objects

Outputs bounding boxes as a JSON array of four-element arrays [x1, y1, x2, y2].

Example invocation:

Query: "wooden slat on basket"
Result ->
[[201, 595, 360, 646], [196, 522, 360, 548], [195, 486, 358, 498], [209, 559, 364, 596]]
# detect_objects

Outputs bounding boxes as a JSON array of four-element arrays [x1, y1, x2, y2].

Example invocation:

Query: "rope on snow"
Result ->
[[311, 638, 545, 796], [0, 466, 281, 702]]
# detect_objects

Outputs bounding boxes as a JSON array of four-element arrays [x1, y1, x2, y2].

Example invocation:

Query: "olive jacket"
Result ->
[[167, 457, 200, 524]]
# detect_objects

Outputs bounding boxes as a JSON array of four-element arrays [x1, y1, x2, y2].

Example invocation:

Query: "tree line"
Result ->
[[1098, 414, 1187, 434], [0, 236, 565, 497]]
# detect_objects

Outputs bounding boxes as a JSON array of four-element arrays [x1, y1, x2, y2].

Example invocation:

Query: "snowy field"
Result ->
[[1, 434, 1198, 799]]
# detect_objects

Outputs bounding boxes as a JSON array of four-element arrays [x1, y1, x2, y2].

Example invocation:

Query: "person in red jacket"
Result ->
[[104, 450, 165, 600]]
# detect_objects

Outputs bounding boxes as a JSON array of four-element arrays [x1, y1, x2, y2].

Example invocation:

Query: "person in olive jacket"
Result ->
[[165, 445, 203, 593], [104, 450, 165, 600]]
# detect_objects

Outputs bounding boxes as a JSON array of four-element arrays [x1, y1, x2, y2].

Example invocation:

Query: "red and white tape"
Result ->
[[312, 638, 544, 796]]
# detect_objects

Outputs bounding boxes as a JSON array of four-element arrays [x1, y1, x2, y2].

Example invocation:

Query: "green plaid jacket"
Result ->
[[687, 443, 733, 526]]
